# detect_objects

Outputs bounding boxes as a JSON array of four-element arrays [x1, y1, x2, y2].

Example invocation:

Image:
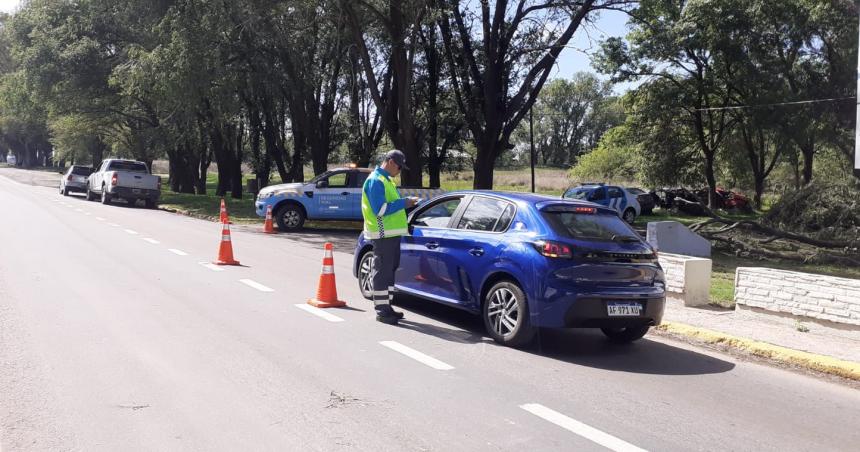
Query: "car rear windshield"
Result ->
[[563, 188, 590, 200], [108, 161, 148, 173], [540, 207, 637, 241], [71, 166, 93, 176]]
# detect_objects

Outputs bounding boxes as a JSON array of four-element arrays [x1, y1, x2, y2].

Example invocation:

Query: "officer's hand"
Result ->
[[405, 197, 418, 208]]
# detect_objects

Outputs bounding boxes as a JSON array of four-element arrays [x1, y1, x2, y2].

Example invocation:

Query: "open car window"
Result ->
[[411, 198, 462, 229]]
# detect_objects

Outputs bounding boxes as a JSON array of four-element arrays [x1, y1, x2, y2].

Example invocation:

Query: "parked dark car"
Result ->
[[353, 191, 666, 347], [59, 165, 94, 196], [626, 187, 658, 215]]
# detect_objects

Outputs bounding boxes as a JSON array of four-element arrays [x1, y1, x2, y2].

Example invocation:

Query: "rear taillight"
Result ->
[[534, 241, 573, 259], [573, 206, 596, 214], [67, 175, 73, 181], [111, 173, 118, 186]]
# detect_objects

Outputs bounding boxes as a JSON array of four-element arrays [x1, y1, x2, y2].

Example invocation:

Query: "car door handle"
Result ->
[[341, 192, 349, 196], [469, 248, 484, 257], [425, 242, 439, 250]]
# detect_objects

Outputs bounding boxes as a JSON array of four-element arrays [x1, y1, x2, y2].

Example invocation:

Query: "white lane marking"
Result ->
[[109, 223, 120, 227], [199, 262, 225, 272], [124, 229, 138, 235], [168, 249, 188, 256], [75, 208, 83, 212], [379, 341, 454, 371], [142, 238, 160, 244], [96, 217, 105, 221], [520, 404, 647, 452], [239, 279, 274, 293], [294, 304, 345, 322], [84, 212, 91, 216]]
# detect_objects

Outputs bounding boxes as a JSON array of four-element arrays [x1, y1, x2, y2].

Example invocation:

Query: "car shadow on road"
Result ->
[[393, 294, 735, 376]]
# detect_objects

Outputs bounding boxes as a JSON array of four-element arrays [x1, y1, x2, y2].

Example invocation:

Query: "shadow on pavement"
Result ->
[[394, 293, 735, 376], [245, 228, 360, 252]]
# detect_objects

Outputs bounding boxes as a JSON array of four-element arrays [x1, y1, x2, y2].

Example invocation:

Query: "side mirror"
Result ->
[[316, 180, 329, 189]]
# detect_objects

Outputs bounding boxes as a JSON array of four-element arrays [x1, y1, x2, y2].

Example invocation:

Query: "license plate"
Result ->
[[607, 302, 642, 316], [132, 188, 141, 194]]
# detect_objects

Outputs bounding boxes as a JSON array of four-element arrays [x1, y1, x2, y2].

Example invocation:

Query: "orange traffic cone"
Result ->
[[213, 222, 241, 266], [263, 205, 275, 234], [219, 198, 230, 224], [308, 243, 346, 308]]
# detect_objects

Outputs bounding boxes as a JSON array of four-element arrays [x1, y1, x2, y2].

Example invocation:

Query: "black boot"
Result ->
[[376, 305, 404, 324]]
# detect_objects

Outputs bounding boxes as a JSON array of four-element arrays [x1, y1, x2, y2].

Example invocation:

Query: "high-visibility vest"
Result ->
[[361, 170, 408, 239]]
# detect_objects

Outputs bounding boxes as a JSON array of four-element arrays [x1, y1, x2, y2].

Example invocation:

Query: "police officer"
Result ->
[[361, 150, 418, 325]]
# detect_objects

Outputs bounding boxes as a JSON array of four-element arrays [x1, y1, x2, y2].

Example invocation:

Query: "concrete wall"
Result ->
[[734, 267, 860, 327], [647, 221, 711, 258], [659, 253, 712, 307]]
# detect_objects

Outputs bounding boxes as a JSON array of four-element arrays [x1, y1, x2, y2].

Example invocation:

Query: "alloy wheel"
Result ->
[[487, 288, 519, 337]]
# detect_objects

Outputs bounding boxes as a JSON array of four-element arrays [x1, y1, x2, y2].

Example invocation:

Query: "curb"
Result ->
[[656, 321, 860, 381]]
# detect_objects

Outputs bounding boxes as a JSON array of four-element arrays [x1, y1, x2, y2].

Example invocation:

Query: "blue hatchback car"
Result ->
[[353, 192, 666, 346]]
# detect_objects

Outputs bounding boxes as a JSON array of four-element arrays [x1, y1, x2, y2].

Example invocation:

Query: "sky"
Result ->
[[551, 9, 633, 93], [0, 0, 18, 14]]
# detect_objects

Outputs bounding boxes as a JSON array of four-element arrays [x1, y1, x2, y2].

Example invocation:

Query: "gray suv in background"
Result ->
[[59, 165, 94, 196]]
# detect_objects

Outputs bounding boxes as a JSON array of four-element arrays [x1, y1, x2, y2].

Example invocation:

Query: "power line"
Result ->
[[694, 96, 856, 112]]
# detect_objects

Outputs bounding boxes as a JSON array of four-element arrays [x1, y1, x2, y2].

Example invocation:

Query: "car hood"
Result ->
[[259, 182, 306, 197]]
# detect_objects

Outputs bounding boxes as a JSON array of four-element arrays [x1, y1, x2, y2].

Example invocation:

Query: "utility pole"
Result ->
[[530, 106, 536, 193]]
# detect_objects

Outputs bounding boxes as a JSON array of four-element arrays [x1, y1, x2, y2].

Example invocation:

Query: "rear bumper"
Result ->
[[65, 182, 87, 192], [532, 287, 666, 328], [110, 186, 160, 200]]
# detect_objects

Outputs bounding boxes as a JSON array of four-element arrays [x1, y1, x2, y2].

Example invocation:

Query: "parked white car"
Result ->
[[86, 159, 161, 208], [59, 165, 94, 196], [5, 154, 16, 165]]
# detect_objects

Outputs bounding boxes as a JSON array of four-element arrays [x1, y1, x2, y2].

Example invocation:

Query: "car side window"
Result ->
[[412, 198, 462, 229], [352, 171, 370, 188], [493, 204, 516, 232], [323, 172, 348, 188], [590, 188, 606, 201], [607, 187, 623, 198], [457, 197, 512, 232]]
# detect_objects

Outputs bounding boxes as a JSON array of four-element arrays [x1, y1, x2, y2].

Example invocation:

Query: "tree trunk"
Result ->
[[800, 138, 814, 185]]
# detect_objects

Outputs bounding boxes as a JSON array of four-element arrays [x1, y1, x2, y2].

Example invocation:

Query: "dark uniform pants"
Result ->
[[370, 237, 401, 311]]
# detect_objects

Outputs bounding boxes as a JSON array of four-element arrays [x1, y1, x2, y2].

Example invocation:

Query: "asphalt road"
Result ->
[[1, 170, 859, 452]]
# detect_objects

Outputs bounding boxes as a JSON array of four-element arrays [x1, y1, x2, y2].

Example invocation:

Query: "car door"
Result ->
[[435, 196, 517, 310], [588, 186, 607, 208], [91, 160, 108, 192], [395, 196, 465, 299], [312, 171, 352, 218], [607, 186, 626, 213]]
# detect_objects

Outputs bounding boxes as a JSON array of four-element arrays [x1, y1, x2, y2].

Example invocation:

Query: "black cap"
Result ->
[[384, 149, 409, 170]]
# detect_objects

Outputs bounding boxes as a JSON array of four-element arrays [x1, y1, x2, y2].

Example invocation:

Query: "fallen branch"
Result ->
[[674, 198, 854, 249]]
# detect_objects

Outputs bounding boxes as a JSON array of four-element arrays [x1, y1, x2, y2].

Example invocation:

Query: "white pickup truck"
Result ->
[[86, 159, 161, 208]]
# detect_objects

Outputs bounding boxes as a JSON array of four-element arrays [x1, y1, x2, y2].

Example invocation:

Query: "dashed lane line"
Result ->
[[379, 341, 454, 371], [124, 229, 139, 235], [520, 404, 647, 452], [199, 262, 225, 272], [109, 223, 120, 227], [142, 238, 160, 244], [96, 217, 105, 221], [294, 304, 345, 322], [239, 279, 275, 293], [168, 249, 188, 256]]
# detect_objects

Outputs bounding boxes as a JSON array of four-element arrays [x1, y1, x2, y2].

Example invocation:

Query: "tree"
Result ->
[[438, 0, 626, 189]]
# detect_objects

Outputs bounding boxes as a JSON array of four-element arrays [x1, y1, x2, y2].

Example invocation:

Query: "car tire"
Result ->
[[622, 208, 636, 224], [275, 204, 305, 231], [357, 250, 375, 300], [100, 186, 111, 205], [145, 199, 157, 209], [86, 187, 96, 201], [62, 186, 69, 196], [482, 281, 535, 347], [601, 325, 650, 344]]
